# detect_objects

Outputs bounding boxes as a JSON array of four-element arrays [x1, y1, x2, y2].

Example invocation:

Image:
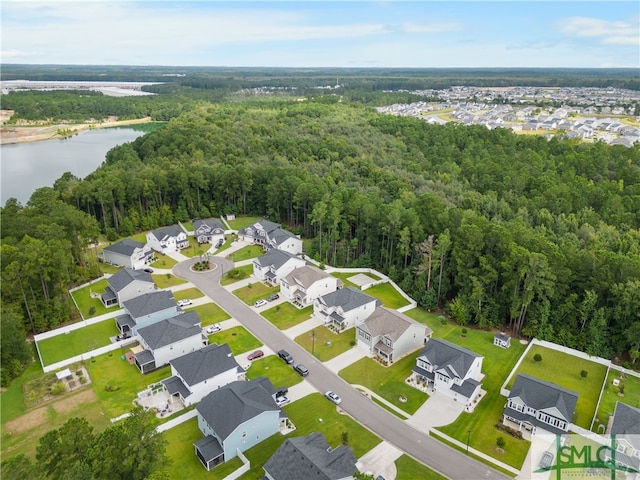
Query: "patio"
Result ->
[[135, 383, 185, 418]]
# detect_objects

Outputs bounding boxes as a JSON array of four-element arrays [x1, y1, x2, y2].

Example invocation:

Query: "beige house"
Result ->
[[279, 266, 339, 307]]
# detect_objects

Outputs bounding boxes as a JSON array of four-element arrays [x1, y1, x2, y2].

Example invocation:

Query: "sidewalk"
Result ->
[[282, 317, 322, 340], [323, 347, 368, 374]]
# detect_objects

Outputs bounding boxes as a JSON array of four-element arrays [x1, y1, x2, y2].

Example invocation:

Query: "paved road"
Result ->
[[174, 258, 509, 480]]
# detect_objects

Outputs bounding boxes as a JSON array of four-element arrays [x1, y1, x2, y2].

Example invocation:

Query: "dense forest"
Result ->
[[2, 86, 640, 386]]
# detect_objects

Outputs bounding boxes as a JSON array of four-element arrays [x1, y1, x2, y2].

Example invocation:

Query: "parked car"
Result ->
[[325, 390, 342, 405], [177, 299, 193, 307], [254, 299, 268, 308], [267, 293, 280, 302], [275, 387, 288, 397], [293, 363, 309, 377], [277, 350, 294, 364], [247, 349, 264, 361], [275, 395, 290, 407], [205, 323, 221, 334], [216, 239, 224, 248], [143, 268, 154, 273]]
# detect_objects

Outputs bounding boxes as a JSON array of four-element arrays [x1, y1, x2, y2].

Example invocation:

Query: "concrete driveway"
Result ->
[[406, 392, 466, 431], [358, 441, 404, 480]]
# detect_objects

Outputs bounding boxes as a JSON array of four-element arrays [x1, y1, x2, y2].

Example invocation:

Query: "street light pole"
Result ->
[[466, 430, 471, 454], [311, 330, 316, 355]]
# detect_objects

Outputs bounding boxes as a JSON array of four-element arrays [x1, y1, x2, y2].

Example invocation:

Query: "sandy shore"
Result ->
[[0, 116, 154, 145]]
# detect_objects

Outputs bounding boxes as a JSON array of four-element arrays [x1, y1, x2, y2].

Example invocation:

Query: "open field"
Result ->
[[295, 325, 355, 361], [262, 303, 312, 330]]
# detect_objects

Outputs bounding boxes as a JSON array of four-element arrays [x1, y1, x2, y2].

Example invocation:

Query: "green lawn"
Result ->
[[220, 264, 253, 286], [295, 326, 355, 361], [71, 278, 118, 318], [182, 237, 209, 258], [233, 282, 280, 306], [230, 245, 264, 262], [505, 344, 607, 429], [340, 354, 429, 414], [262, 304, 312, 330], [152, 272, 188, 288], [172, 287, 205, 302], [227, 216, 262, 230], [0, 358, 41, 424], [330, 271, 382, 288], [99, 262, 121, 275], [395, 454, 448, 480], [244, 355, 304, 390], [130, 233, 147, 243], [405, 308, 455, 337], [364, 282, 410, 309], [191, 303, 232, 326], [593, 369, 640, 432], [37, 320, 120, 366], [150, 253, 178, 269], [208, 326, 262, 355]]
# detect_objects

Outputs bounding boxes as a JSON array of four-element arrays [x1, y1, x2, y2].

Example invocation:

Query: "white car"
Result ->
[[205, 323, 221, 334], [275, 395, 290, 407], [254, 299, 268, 308], [325, 391, 342, 405], [177, 299, 193, 307]]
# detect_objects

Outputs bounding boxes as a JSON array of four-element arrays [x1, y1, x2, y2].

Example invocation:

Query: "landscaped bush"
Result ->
[[79, 376, 87, 384], [75, 370, 83, 376], [495, 422, 524, 439], [51, 381, 66, 395], [104, 382, 120, 392], [533, 353, 542, 362]]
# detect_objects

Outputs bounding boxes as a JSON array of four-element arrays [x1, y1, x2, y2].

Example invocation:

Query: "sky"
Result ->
[[1, 1, 638, 68]]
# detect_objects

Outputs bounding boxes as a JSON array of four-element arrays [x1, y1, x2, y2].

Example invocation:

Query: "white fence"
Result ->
[[156, 409, 198, 433], [40, 338, 136, 373], [222, 449, 251, 480], [33, 309, 123, 342]]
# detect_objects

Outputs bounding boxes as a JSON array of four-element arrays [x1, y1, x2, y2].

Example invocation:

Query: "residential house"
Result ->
[[357, 307, 432, 364], [502, 373, 578, 435], [606, 402, 640, 472], [263, 432, 358, 480], [193, 218, 226, 245], [237, 220, 281, 247], [194, 378, 285, 470], [494, 333, 511, 349], [314, 286, 380, 331], [280, 265, 339, 307], [162, 343, 243, 406], [134, 311, 206, 374], [101, 267, 156, 308], [253, 249, 306, 285], [238, 220, 302, 254], [411, 338, 483, 407], [146, 224, 188, 254], [115, 290, 179, 336], [100, 239, 153, 270]]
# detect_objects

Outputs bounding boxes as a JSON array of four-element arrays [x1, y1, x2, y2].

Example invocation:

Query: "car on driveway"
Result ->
[[254, 299, 268, 308], [247, 350, 264, 361], [325, 390, 342, 405], [277, 350, 294, 364], [275, 395, 290, 407], [293, 363, 309, 376], [177, 299, 193, 307], [205, 323, 221, 334], [143, 268, 154, 273], [267, 293, 280, 302]]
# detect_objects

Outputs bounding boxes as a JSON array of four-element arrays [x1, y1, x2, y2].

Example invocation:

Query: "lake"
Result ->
[[1, 124, 160, 206]]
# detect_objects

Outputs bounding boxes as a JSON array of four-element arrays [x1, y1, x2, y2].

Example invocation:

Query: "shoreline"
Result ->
[[0, 117, 154, 145]]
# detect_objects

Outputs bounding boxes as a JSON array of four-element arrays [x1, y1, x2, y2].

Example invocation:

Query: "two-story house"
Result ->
[[606, 402, 640, 472], [162, 343, 243, 407], [280, 266, 339, 307], [238, 220, 281, 247], [193, 218, 226, 245], [357, 307, 432, 364], [314, 286, 380, 331], [146, 224, 188, 254], [100, 239, 154, 270], [115, 290, 179, 336], [194, 377, 285, 470], [502, 373, 578, 435], [411, 338, 483, 407], [253, 249, 306, 286], [238, 220, 302, 254], [101, 268, 156, 308], [134, 311, 206, 374]]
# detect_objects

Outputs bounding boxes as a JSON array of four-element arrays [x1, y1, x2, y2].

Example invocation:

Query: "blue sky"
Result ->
[[1, 1, 638, 68]]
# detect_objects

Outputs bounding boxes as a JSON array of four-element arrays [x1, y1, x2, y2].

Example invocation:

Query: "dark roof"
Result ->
[[107, 267, 153, 293], [103, 238, 146, 256], [268, 227, 297, 246], [137, 311, 202, 350], [194, 435, 223, 463], [101, 288, 117, 303], [412, 365, 435, 381], [193, 218, 225, 233], [150, 224, 184, 241], [318, 286, 379, 312], [494, 333, 510, 342], [196, 378, 279, 441], [134, 349, 155, 366], [116, 314, 136, 329], [255, 249, 300, 270], [509, 374, 578, 423], [161, 375, 191, 400], [360, 307, 430, 342], [450, 378, 481, 399], [123, 291, 175, 319], [263, 432, 358, 480], [418, 338, 481, 380], [170, 343, 240, 387], [239, 220, 280, 236], [610, 402, 640, 450]]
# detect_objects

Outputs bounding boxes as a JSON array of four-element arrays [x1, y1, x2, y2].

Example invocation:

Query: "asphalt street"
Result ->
[[173, 257, 510, 480]]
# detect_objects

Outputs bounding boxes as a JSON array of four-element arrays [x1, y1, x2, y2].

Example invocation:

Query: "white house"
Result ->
[[356, 307, 432, 363], [101, 268, 157, 308], [101, 239, 153, 270], [161, 343, 243, 406], [237, 220, 281, 247], [314, 286, 380, 331], [265, 227, 303, 255], [253, 249, 306, 285], [280, 266, 338, 307], [410, 338, 483, 407], [193, 218, 225, 245], [146, 224, 188, 254]]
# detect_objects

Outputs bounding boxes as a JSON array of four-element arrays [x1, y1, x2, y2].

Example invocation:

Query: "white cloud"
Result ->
[[400, 22, 462, 34], [559, 16, 639, 46]]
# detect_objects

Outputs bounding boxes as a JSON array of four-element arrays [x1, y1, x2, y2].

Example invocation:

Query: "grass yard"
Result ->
[[182, 237, 208, 258], [405, 308, 456, 337], [262, 303, 312, 330], [191, 303, 232, 326], [364, 282, 410, 309], [295, 326, 355, 362], [244, 354, 304, 389], [226, 216, 262, 230], [340, 354, 429, 414], [1, 359, 40, 424], [230, 245, 264, 262], [150, 253, 178, 269], [130, 233, 147, 243], [330, 271, 382, 289], [506, 345, 607, 429], [99, 262, 121, 275], [592, 368, 640, 433], [208, 326, 262, 356], [395, 454, 448, 480], [233, 282, 280, 306], [152, 273, 188, 288], [172, 287, 205, 302], [71, 278, 118, 318], [214, 235, 232, 254], [220, 264, 253, 286], [37, 320, 120, 366]]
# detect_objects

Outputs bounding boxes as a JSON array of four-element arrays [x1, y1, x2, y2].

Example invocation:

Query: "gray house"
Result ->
[[314, 286, 380, 330], [100, 239, 153, 270], [101, 267, 156, 308], [263, 432, 358, 480], [253, 249, 306, 285], [115, 290, 179, 336], [194, 378, 285, 470], [238, 220, 281, 246], [193, 218, 225, 245]]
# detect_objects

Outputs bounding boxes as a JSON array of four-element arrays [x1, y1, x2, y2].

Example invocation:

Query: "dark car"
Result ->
[[267, 293, 280, 302], [143, 268, 154, 273], [293, 363, 309, 376], [247, 349, 264, 361], [275, 387, 288, 397], [277, 350, 294, 364]]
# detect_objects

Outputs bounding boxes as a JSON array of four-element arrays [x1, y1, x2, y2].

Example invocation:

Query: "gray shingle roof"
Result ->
[[255, 249, 300, 270], [161, 375, 191, 400], [263, 432, 358, 480], [171, 343, 240, 387], [239, 220, 280, 236], [359, 307, 430, 342], [107, 267, 153, 293], [418, 338, 481, 380], [282, 265, 330, 289], [150, 224, 184, 241], [610, 402, 640, 449], [318, 286, 379, 312], [123, 290, 175, 318], [193, 218, 225, 233], [450, 378, 481, 398], [196, 378, 279, 441], [137, 311, 202, 350], [268, 227, 297, 246], [509, 374, 578, 422], [103, 239, 146, 256]]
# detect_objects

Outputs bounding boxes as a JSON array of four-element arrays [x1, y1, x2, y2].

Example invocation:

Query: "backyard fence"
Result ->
[[40, 338, 137, 373]]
